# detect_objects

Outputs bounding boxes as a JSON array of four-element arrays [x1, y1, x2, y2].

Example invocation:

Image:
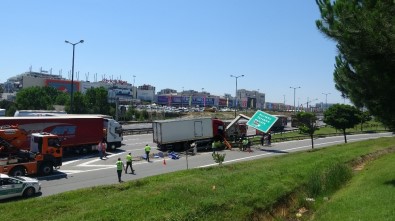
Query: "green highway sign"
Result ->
[[247, 110, 278, 133]]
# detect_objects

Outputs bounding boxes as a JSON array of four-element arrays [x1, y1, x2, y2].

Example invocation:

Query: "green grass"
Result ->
[[312, 151, 395, 221], [1, 137, 394, 221]]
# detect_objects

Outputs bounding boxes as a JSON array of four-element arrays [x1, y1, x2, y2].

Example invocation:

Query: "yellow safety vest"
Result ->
[[116, 160, 123, 170], [145, 145, 151, 152], [126, 154, 132, 162]]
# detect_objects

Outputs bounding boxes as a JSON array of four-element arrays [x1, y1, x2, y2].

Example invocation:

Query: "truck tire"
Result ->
[[23, 187, 36, 197], [81, 146, 89, 154], [39, 162, 53, 176], [108, 143, 116, 151], [9, 166, 26, 176]]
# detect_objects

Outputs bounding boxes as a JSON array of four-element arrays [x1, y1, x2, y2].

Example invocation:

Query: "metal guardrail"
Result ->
[[122, 128, 153, 135]]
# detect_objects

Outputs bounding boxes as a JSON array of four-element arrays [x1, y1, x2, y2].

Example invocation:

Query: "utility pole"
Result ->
[[230, 75, 245, 117], [65, 40, 84, 113], [290, 86, 301, 115], [322, 93, 331, 111]]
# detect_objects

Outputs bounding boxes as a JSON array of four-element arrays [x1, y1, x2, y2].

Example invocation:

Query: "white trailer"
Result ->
[[153, 118, 216, 151]]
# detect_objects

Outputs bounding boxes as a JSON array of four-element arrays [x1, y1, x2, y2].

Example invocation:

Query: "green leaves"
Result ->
[[295, 112, 319, 148], [316, 0, 395, 131]]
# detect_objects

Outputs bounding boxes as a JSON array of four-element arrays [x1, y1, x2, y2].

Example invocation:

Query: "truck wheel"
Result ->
[[81, 147, 88, 154], [39, 162, 53, 176], [23, 187, 36, 197], [108, 143, 116, 151], [10, 166, 26, 176]]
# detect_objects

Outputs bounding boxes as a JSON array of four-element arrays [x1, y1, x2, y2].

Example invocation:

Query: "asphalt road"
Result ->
[[38, 132, 394, 197]]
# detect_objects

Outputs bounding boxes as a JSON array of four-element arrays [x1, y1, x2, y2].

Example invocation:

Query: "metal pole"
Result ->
[[132, 75, 136, 99], [231, 75, 244, 117], [322, 93, 331, 111], [290, 86, 300, 115], [182, 87, 184, 108], [65, 40, 84, 114], [70, 44, 75, 113], [235, 78, 238, 117]]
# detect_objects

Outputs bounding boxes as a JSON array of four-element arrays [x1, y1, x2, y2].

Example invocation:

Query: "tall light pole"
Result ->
[[322, 92, 331, 111], [230, 74, 244, 117], [290, 86, 301, 115], [257, 89, 260, 110], [181, 87, 184, 108], [65, 40, 84, 113], [283, 94, 286, 111], [132, 75, 136, 98]]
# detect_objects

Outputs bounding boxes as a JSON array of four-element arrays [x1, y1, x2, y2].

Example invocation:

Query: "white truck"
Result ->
[[152, 118, 225, 152]]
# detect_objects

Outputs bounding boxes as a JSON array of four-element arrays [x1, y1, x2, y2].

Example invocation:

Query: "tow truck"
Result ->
[[0, 125, 62, 176]]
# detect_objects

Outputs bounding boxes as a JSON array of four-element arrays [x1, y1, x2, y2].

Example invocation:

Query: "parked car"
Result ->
[[0, 173, 41, 200]]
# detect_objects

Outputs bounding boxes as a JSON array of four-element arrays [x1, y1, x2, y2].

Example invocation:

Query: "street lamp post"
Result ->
[[230, 75, 245, 117], [290, 86, 301, 115], [322, 92, 331, 111], [132, 75, 136, 99], [181, 87, 184, 108], [65, 40, 84, 113]]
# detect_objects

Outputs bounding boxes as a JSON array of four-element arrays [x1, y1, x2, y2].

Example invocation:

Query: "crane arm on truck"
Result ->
[[0, 127, 63, 176]]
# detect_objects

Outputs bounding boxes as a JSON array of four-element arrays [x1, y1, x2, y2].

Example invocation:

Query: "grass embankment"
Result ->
[[312, 150, 395, 220], [1, 137, 394, 221]]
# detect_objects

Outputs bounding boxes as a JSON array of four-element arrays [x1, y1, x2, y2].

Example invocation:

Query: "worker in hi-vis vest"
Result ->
[[125, 153, 135, 174], [145, 144, 151, 162], [116, 158, 125, 182]]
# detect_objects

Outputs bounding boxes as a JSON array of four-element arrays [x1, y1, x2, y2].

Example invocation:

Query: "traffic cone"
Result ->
[[163, 158, 166, 165]]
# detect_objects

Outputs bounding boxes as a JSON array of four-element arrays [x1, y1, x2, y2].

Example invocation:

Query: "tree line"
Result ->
[[0, 86, 153, 121]]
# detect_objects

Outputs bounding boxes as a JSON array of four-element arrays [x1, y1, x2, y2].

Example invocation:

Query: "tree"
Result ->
[[66, 92, 88, 114], [85, 87, 111, 115], [359, 110, 372, 131], [55, 92, 70, 105], [324, 104, 361, 143], [15, 86, 58, 110], [0, 100, 17, 116], [295, 112, 319, 149], [316, 0, 395, 131]]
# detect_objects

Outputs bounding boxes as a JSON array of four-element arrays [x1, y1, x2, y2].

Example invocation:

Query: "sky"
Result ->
[[0, 0, 348, 106]]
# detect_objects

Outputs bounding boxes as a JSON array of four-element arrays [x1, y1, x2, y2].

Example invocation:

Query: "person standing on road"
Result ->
[[116, 158, 125, 182], [125, 153, 135, 174], [260, 133, 265, 146], [267, 132, 272, 146], [102, 138, 107, 159], [98, 141, 103, 160], [242, 137, 249, 151], [145, 144, 151, 162]]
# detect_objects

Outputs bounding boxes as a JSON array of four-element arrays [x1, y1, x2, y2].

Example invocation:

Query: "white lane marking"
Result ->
[[77, 152, 124, 166], [60, 133, 394, 173], [62, 160, 80, 166], [198, 134, 393, 168], [58, 159, 163, 174], [57, 170, 84, 174]]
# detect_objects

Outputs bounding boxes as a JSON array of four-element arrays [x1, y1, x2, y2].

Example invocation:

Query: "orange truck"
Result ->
[[0, 125, 62, 176]]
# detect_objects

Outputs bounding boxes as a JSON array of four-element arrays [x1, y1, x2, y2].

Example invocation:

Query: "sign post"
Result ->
[[247, 110, 278, 133]]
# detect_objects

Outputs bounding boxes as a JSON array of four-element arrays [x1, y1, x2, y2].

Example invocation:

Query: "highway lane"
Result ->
[[38, 132, 394, 197]]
